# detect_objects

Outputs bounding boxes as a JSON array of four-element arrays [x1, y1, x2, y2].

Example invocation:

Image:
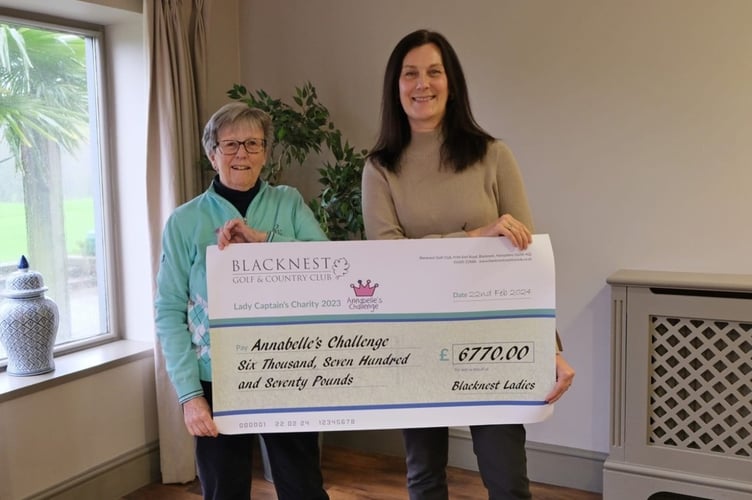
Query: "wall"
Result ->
[[237, 0, 752, 459], [0, 354, 157, 500]]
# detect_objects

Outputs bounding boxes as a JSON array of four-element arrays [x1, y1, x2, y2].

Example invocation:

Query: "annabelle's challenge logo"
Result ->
[[348, 279, 383, 312], [230, 255, 350, 285]]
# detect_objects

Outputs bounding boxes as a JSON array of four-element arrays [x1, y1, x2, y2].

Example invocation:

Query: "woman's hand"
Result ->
[[217, 218, 267, 249], [466, 214, 532, 250], [182, 396, 219, 437], [545, 353, 575, 404]]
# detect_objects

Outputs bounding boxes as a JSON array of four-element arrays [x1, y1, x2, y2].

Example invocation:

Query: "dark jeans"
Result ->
[[402, 425, 531, 500], [196, 381, 329, 500]]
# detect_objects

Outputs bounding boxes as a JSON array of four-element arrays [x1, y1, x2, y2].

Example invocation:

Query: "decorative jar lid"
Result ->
[[1, 255, 48, 299]]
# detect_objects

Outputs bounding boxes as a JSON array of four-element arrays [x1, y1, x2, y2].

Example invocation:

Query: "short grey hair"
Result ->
[[201, 102, 273, 158]]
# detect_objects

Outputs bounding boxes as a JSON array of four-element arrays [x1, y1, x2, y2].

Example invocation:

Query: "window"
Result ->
[[0, 14, 115, 365]]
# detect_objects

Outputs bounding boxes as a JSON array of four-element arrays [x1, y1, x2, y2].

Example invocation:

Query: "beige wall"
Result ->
[[237, 0, 752, 454], [0, 356, 157, 499]]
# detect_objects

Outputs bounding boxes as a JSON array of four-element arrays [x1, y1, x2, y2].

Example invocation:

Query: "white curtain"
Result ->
[[144, 0, 210, 484]]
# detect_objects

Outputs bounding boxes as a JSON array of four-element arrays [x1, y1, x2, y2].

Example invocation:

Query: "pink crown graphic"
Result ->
[[350, 279, 379, 297]]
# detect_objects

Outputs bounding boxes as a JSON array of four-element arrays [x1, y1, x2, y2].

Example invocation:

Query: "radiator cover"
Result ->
[[605, 270, 752, 500]]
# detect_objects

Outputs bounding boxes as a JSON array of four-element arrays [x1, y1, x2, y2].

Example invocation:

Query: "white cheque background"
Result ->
[[206, 236, 557, 434]]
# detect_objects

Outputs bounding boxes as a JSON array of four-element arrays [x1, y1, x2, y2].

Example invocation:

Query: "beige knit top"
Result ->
[[362, 129, 534, 240]]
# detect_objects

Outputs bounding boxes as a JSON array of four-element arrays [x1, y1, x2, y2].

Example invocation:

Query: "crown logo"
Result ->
[[350, 279, 378, 297]]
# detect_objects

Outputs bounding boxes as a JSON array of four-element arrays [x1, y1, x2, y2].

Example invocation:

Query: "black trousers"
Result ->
[[196, 381, 329, 500], [402, 425, 531, 500]]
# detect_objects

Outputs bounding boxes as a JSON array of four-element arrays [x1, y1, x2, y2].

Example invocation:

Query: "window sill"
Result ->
[[0, 339, 153, 403]]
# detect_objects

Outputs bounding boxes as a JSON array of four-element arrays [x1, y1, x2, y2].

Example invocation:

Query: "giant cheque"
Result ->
[[206, 235, 556, 434]]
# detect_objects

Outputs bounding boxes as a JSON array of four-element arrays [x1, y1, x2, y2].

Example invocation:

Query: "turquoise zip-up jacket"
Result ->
[[155, 180, 327, 404]]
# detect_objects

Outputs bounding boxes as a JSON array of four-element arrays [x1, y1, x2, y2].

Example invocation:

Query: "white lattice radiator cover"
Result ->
[[605, 270, 752, 500]]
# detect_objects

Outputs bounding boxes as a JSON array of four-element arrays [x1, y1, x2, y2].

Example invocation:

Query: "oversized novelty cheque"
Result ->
[[206, 235, 556, 434]]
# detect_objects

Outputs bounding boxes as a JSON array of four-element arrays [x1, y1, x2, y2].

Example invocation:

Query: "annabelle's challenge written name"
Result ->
[[233, 334, 405, 391], [232, 333, 538, 394]]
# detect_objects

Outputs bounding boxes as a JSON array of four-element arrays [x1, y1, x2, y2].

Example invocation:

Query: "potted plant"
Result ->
[[226, 82, 367, 241]]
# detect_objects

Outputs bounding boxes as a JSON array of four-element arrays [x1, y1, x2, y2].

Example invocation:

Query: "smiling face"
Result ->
[[209, 121, 267, 191], [398, 43, 449, 132]]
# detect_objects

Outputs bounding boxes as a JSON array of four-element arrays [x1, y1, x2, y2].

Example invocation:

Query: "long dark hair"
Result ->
[[369, 29, 493, 173]]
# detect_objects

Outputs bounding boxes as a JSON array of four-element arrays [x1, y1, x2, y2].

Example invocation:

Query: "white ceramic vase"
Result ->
[[0, 256, 59, 376]]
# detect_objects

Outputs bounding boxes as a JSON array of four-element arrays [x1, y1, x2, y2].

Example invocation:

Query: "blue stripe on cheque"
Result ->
[[209, 308, 556, 328], [213, 399, 549, 417]]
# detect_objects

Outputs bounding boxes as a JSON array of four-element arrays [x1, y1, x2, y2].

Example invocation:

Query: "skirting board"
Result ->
[[324, 429, 606, 494], [25, 441, 161, 500]]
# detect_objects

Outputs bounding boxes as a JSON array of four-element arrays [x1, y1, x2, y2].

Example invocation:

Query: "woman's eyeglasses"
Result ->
[[215, 139, 266, 155]]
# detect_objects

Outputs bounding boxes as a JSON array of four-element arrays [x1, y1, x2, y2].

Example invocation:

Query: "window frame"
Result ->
[[0, 9, 121, 369]]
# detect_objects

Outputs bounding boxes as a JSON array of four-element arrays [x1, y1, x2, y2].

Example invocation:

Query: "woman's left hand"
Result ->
[[466, 214, 532, 250], [545, 353, 575, 404], [217, 218, 267, 249]]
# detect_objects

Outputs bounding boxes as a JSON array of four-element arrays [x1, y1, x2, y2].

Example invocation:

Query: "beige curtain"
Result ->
[[144, 0, 210, 484]]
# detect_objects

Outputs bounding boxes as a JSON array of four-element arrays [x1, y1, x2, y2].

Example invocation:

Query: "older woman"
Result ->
[[155, 103, 329, 500]]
